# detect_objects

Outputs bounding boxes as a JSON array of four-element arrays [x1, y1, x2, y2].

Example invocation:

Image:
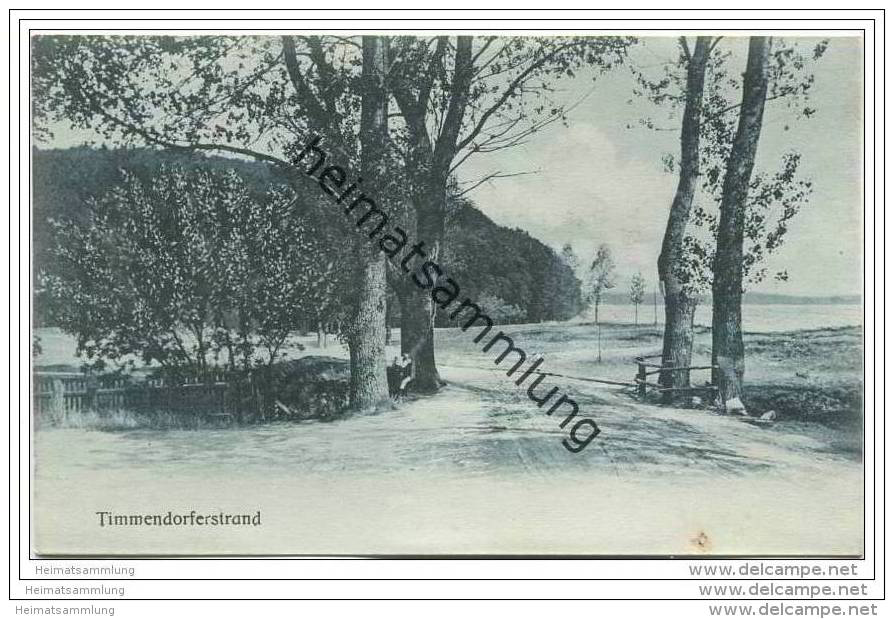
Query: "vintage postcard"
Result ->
[[29, 30, 865, 557]]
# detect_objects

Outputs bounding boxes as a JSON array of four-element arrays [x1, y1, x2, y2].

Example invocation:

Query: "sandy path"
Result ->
[[32, 361, 863, 556]]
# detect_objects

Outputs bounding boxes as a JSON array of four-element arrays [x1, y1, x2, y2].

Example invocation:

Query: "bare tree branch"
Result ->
[[471, 36, 497, 67], [454, 169, 539, 197], [432, 35, 474, 175], [281, 35, 329, 130], [417, 37, 448, 112], [305, 36, 339, 116], [456, 40, 581, 153], [83, 89, 293, 172]]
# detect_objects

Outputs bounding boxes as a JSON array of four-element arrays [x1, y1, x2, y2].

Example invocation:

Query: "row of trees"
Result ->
[[33, 34, 633, 409], [642, 36, 826, 406], [560, 242, 649, 326], [33, 34, 822, 413]]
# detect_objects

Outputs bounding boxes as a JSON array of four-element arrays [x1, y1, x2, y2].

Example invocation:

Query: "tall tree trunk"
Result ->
[[396, 182, 444, 393], [347, 35, 390, 410], [385, 299, 393, 346], [594, 300, 599, 325], [385, 174, 443, 393], [398, 286, 440, 392], [390, 36, 473, 396], [712, 36, 772, 408], [658, 36, 711, 402], [661, 294, 698, 400], [349, 255, 388, 408]]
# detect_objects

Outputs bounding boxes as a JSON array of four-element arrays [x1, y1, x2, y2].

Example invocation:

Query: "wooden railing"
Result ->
[[634, 355, 718, 399], [32, 370, 247, 425]]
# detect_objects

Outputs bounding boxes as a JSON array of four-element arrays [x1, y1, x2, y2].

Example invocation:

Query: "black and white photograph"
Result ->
[[27, 27, 867, 559]]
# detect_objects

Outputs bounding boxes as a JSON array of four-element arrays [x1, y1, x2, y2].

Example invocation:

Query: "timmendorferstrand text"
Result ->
[[95, 510, 261, 527]]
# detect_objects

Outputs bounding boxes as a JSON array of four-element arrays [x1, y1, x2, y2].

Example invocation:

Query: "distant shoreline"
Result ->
[[598, 293, 861, 306]]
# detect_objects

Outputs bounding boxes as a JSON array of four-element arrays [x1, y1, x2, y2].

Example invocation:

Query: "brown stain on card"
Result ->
[[690, 530, 712, 552]]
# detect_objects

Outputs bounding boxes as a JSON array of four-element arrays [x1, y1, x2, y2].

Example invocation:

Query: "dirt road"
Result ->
[[33, 359, 863, 556]]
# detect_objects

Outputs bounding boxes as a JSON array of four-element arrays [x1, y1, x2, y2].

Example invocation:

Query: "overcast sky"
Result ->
[[38, 35, 863, 297], [460, 36, 864, 297]]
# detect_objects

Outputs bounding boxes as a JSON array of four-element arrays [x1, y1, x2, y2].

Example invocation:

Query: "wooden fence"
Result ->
[[634, 354, 719, 401], [32, 370, 255, 425]]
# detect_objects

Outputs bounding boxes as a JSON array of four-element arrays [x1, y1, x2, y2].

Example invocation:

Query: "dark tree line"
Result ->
[[441, 202, 583, 326]]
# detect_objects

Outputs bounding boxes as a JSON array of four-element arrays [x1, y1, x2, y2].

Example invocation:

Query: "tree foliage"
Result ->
[[629, 271, 647, 325], [440, 198, 583, 325], [631, 37, 827, 294], [560, 243, 580, 273], [33, 148, 582, 346], [31, 34, 626, 344], [629, 272, 646, 306], [387, 36, 635, 190], [584, 243, 617, 322], [38, 164, 350, 376]]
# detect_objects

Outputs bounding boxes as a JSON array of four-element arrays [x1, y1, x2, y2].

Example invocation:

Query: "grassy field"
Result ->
[[435, 320, 863, 431]]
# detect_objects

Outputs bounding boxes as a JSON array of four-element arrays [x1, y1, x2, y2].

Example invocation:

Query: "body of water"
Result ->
[[596, 303, 862, 333]]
